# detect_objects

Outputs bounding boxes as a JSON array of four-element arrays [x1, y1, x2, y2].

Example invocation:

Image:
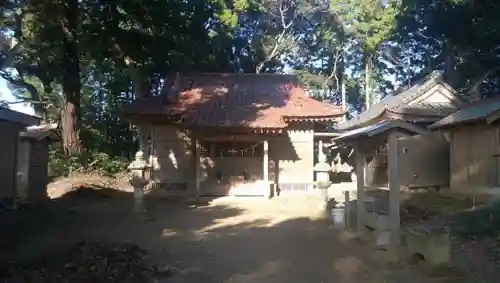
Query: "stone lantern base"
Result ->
[[128, 151, 151, 220]]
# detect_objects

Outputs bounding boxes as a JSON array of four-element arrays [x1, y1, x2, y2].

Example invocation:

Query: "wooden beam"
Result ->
[[355, 143, 367, 236], [189, 125, 284, 135], [263, 140, 270, 198], [313, 132, 343, 137], [199, 134, 265, 142], [387, 131, 401, 253]]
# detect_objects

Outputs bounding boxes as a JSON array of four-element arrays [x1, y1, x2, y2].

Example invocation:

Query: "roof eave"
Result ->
[[338, 71, 458, 131], [0, 107, 41, 126], [334, 120, 428, 144], [282, 113, 345, 122], [486, 108, 500, 124], [336, 109, 389, 130], [428, 118, 485, 131], [385, 109, 450, 124], [20, 123, 59, 141]]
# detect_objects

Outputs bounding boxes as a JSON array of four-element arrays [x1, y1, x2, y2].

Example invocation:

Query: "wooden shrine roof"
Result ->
[[429, 96, 500, 130], [337, 70, 463, 130], [333, 120, 428, 144], [126, 73, 345, 129]]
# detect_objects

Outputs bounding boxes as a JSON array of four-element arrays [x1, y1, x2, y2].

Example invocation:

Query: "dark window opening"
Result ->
[[201, 142, 263, 158]]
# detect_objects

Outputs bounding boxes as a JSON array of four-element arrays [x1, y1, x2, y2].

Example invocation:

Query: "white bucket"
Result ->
[[331, 207, 345, 228]]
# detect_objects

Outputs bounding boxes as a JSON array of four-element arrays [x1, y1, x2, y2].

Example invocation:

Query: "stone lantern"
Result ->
[[128, 150, 150, 217], [313, 140, 332, 211]]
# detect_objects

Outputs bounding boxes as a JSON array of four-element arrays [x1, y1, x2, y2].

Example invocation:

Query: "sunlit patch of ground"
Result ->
[[0, 186, 469, 283]]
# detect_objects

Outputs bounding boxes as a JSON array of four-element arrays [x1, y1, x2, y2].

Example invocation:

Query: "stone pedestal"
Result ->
[[365, 212, 391, 248], [313, 140, 332, 212], [16, 172, 28, 204], [404, 226, 451, 265], [128, 151, 150, 219]]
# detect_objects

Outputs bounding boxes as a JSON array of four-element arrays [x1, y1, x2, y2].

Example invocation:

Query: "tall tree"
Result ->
[[289, 10, 348, 104], [60, 0, 82, 154], [1, 0, 84, 154], [331, 0, 402, 109], [396, 0, 500, 99]]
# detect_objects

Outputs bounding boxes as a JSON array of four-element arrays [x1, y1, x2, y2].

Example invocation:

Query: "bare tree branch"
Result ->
[[255, 1, 299, 73]]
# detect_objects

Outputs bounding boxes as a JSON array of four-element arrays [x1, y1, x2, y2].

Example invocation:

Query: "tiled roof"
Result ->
[[388, 102, 459, 117], [0, 107, 40, 125], [337, 70, 459, 130], [334, 120, 429, 143], [127, 73, 344, 128], [20, 123, 58, 140], [429, 96, 500, 129]]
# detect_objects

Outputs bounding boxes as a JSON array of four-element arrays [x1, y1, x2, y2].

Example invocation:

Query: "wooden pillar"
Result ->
[[194, 139, 201, 196], [16, 141, 31, 203], [318, 139, 324, 160], [263, 140, 270, 198], [387, 131, 401, 252], [355, 143, 366, 236], [317, 139, 322, 183]]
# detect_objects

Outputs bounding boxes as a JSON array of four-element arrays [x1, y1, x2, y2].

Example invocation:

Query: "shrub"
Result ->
[[48, 145, 129, 178]]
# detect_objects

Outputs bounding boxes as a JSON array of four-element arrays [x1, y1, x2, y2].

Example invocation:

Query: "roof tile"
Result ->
[[429, 96, 500, 129], [127, 73, 344, 128], [337, 70, 460, 130]]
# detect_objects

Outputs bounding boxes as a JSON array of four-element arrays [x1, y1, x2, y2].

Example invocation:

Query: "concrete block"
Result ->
[[404, 227, 451, 265], [365, 212, 390, 230]]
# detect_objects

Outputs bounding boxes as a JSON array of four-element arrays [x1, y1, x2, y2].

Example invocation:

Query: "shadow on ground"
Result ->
[[0, 186, 471, 283]]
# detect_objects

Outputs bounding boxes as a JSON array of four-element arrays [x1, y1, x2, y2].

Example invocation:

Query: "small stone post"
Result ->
[[16, 172, 28, 204], [128, 151, 150, 218], [314, 140, 332, 212]]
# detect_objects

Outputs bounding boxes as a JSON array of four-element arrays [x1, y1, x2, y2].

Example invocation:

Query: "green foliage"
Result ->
[[217, 9, 239, 27], [48, 145, 129, 177], [233, 0, 250, 11], [393, 0, 500, 97], [331, 0, 402, 53], [3, 0, 499, 178], [6, 0, 477, 176], [452, 201, 500, 240], [329, 0, 403, 108], [2, 0, 250, 175]]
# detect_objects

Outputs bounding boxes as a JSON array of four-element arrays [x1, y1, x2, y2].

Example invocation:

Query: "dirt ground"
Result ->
[[0, 187, 467, 283]]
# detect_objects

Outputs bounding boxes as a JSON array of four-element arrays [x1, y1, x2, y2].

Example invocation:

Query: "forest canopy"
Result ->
[[1, 0, 498, 175]]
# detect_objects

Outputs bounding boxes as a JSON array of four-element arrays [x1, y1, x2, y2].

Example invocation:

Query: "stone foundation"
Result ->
[[403, 226, 451, 265]]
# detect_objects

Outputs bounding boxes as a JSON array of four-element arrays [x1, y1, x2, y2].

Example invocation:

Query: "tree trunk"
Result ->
[[442, 44, 461, 89], [60, 0, 82, 155], [105, 2, 152, 158], [124, 57, 151, 156], [364, 54, 372, 110], [338, 51, 347, 122]]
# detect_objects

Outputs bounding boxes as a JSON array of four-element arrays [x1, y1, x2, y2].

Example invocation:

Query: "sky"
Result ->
[[0, 78, 35, 115]]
